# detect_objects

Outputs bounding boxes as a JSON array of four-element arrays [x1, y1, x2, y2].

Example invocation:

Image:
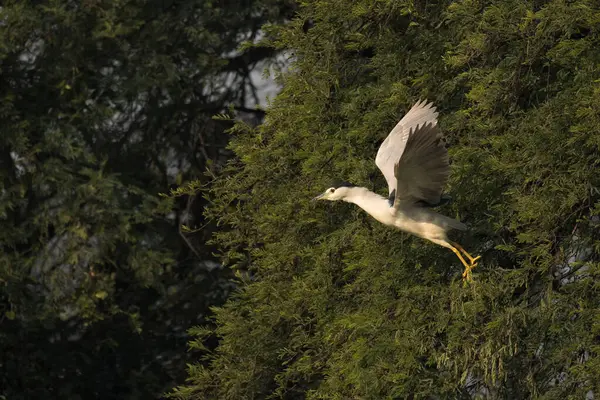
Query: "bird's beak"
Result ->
[[312, 192, 326, 202]]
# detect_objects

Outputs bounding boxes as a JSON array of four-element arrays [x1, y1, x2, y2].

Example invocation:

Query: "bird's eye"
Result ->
[[329, 188, 335, 193]]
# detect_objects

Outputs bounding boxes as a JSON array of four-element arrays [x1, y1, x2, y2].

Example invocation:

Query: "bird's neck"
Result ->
[[343, 187, 391, 221]]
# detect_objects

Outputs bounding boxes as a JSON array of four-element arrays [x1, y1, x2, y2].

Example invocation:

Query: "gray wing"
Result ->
[[375, 100, 441, 193], [392, 122, 449, 207]]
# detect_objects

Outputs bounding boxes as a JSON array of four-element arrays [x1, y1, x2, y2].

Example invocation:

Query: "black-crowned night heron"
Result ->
[[313, 100, 480, 281]]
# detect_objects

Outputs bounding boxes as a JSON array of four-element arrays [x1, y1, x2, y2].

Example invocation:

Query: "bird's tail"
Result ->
[[439, 214, 467, 231]]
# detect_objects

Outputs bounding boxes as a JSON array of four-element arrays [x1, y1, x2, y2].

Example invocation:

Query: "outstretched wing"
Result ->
[[374, 100, 448, 206], [392, 122, 449, 207]]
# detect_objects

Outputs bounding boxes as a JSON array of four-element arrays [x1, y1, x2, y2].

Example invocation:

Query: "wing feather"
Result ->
[[375, 100, 440, 196], [392, 122, 449, 206]]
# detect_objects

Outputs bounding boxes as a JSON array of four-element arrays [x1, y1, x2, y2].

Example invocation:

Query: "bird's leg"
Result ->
[[448, 241, 480, 282], [447, 246, 474, 282], [450, 241, 481, 265], [430, 239, 479, 282]]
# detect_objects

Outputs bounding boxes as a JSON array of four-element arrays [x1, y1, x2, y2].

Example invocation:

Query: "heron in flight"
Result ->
[[313, 100, 480, 281]]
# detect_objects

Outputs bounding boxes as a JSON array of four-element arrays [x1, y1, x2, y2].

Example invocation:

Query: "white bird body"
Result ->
[[314, 100, 481, 280], [338, 186, 463, 241]]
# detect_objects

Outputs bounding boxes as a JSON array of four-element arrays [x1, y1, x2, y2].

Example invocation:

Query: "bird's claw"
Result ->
[[464, 255, 481, 265], [461, 261, 479, 283]]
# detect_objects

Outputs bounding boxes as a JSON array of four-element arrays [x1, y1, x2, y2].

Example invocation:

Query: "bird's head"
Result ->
[[312, 182, 355, 202]]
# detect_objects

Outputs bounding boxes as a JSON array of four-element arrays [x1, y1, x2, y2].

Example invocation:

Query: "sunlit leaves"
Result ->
[[179, 0, 600, 398]]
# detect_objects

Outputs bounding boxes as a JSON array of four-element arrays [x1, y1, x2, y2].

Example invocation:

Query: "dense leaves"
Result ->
[[0, 0, 293, 398], [177, 0, 600, 398]]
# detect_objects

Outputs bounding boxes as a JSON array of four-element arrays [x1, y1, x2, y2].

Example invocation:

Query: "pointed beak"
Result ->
[[312, 192, 326, 202]]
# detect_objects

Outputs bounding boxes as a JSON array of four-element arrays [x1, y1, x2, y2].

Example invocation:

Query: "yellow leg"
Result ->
[[448, 241, 481, 282], [448, 246, 474, 282], [430, 239, 480, 282], [450, 241, 481, 265]]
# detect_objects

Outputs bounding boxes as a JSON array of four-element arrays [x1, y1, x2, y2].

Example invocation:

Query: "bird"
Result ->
[[313, 100, 480, 281]]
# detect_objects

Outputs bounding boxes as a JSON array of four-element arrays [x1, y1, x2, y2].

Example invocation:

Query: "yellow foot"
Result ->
[[462, 261, 478, 283], [467, 255, 481, 264]]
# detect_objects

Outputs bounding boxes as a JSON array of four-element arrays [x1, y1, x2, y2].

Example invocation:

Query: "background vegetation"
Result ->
[[0, 0, 293, 398], [174, 0, 600, 398], [2, 0, 599, 398]]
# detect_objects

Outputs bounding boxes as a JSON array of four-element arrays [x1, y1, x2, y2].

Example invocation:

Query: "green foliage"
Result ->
[[177, 0, 600, 398], [0, 0, 294, 398]]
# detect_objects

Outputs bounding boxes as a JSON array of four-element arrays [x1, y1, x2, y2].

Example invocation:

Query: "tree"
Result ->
[[0, 0, 294, 398], [175, 0, 600, 398]]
